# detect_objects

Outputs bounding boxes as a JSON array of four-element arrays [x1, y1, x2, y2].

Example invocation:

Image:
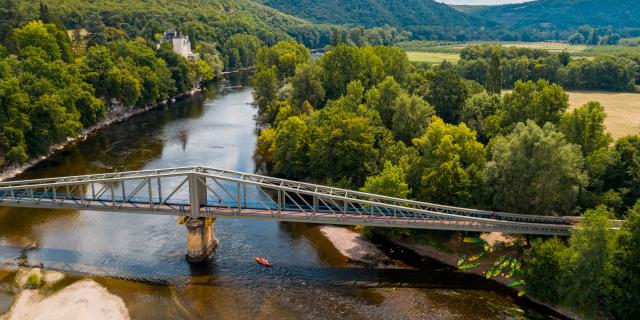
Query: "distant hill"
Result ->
[[462, 0, 640, 29], [258, 0, 482, 28]]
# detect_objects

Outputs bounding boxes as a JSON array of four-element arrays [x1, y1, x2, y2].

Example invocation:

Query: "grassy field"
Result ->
[[405, 51, 460, 64], [399, 41, 640, 63], [567, 91, 640, 139]]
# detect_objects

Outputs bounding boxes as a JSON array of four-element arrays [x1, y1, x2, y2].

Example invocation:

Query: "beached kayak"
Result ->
[[492, 267, 502, 277], [518, 290, 526, 297], [485, 268, 494, 279], [468, 252, 485, 261], [505, 269, 515, 279], [456, 255, 467, 266], [464, 237, 484, 244], [507, 280, 525, 288], [459, 262, 481, 270], [255, 257, 271, 267], [501, 258, 512, 268]]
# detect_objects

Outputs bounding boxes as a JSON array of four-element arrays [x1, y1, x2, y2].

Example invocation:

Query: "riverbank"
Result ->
[[0, 86, 204, 182], [320, 226, 579, 319], [319, 226, 388, 264], [1, 267, 129, 320]]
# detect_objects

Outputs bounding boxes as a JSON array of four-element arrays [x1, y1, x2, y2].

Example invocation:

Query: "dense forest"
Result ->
[[261, 0, 640, 42], [463, 0, 640, 29], [259, 0, 480, 28], [251, 41, 640, 318]]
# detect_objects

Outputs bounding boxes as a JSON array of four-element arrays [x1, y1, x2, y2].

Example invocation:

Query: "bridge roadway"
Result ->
[[0, 166, 584, 236]]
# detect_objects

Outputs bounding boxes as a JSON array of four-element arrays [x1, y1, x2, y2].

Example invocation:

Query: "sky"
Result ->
[[437, 0, 532, 5]]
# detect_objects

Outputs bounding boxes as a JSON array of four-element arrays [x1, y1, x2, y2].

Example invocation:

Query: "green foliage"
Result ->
[[391, 93, 434, 144], [25, 273, 42, 289], [365, 76, 402, 129], [458, 44, 639, 92], [485, 49, 502, 94], [409, 117, 485, 206], [525, 237, 570, 302], [427, 62, 468, 124], [609, 201, 640, 319], [361, 161, 411, 199], [460, 92, 500, 143], [499, 80, 568, 132], [560, 101, 612, 156], [565, 206, 616, 317], [257, 41, 310, 80], [272, 115, 311, 179], [252, 67, 279, 120], [469, 0, 640, 30], [291, 62, 325, 107], [484, 121, 587, 216], [222, 34, 262, 71], [319, 44, 383, 100], [308, 96, 380, 186], [601, 135, 640, 216]]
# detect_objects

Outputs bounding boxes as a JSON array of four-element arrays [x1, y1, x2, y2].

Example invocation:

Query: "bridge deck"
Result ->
[[0, 166, 592, 236]]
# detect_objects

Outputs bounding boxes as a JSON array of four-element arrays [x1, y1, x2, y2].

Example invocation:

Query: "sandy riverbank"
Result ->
[[0, 86, 203, 182], [319, 226, 388, 264], [1, 268, 130, 320]]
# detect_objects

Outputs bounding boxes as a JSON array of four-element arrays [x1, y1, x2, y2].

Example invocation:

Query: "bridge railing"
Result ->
[[0, 166, 579, 235]]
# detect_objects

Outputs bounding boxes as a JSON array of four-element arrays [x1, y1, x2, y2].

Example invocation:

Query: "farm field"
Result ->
[[405, 51, 460, 64], [399, 40, 640, 62], [567, 91, 640, 139]]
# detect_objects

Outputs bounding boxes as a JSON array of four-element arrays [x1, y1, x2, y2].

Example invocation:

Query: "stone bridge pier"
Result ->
[[186, 217, 217, 263], [186, 173, 216, 263]]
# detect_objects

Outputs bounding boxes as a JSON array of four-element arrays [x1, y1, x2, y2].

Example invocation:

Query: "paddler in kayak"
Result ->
[[256, 256, 271, 266]]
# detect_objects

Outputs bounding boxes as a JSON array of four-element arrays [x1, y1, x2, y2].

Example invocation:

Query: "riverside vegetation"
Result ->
[[252, 41, 640, 319]]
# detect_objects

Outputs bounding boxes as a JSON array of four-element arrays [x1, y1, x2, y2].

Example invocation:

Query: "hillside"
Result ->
[[463, 0, 640, 29], [18, 0, 330, 47], [258, 0, 481, 28]]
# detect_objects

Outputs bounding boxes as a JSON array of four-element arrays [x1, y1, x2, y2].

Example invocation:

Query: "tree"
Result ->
[[499, 80, 568, 132], [484, 121, 587, 216], [427, 62, 468, 124], [524, 237, 570, 302], [272, 116, 311, 179], [361, 161, 411, 199], [609, 201, 640, 319], [13, 21, 62, 62], [560, 101, 612, 156], [391, 93, 434, 144], [308, 105, 379, 187], [257, 40, 310, 80], [568, 33, 585, 44], [485, 49, 502, 94], [291, 62, 325, 107], [372, 46, 411, 84], [365, 76, 403, 129], [252, 67, 278, 121], [602, 135, 640, 215], [460, 92, 500, 143], [104, 66, 141, 107], [222, 34, 261, 70], [565, 206, 616, 318], [410, 117, 485, 206]]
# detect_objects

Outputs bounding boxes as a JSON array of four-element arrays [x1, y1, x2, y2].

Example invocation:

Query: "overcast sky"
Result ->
[[437, 0, 532, 5]]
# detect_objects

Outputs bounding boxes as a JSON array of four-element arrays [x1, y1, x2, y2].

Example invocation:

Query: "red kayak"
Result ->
[[255, 257, 271, 267]]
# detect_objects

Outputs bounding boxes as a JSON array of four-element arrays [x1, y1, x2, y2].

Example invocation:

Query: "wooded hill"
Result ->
[[258, 0, 482, 28], [461, 0, 640, 29]]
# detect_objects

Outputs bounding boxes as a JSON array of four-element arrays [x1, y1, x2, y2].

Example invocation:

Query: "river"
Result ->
[[0, 73, 559, 319]]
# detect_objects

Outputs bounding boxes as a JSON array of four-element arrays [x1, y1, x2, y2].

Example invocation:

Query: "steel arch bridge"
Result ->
[[0, 166, 586, 236]]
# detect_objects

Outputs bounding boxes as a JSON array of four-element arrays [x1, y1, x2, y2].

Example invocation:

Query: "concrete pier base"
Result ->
[[186, 217, 217, 263]]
